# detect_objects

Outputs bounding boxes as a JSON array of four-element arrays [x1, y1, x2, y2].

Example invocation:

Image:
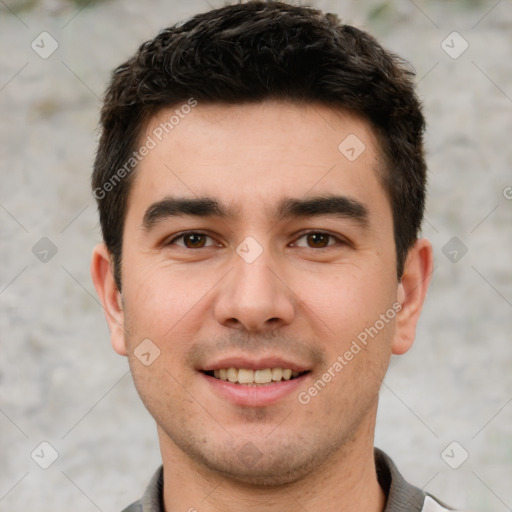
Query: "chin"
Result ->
[[200, 455, 319, 488], [176, 432, 347, 489]]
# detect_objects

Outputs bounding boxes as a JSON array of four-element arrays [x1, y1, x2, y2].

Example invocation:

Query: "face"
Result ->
[[92, 101, 431, 486]]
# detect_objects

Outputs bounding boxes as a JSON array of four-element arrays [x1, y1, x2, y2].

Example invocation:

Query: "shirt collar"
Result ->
[[132, 448, 453, 512]]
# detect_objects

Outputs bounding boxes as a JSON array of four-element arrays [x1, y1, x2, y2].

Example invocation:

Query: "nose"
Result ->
[[213, 247, 295, 332]]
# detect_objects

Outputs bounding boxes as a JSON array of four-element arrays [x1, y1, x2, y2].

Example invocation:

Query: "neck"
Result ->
[[158, 419, 386, 512]]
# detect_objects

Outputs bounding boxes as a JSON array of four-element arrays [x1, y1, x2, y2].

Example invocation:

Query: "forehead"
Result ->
[[127, 100, 391, 226]]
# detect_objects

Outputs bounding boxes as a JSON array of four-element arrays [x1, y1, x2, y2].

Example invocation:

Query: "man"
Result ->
[[90, 2, 456, 511]]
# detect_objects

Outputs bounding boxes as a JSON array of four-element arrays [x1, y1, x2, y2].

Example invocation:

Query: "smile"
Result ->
[[203, 367, 309, 385]]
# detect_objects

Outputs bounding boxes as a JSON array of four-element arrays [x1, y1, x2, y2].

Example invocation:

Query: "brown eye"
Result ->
[[183, 233, 206, 248], [293, 231, 339, 249], [306, 233, 331, 248], [168, 232, 216, 249]]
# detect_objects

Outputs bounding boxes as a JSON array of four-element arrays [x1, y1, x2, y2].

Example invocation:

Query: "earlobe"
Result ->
[[90, 243, 128, 356], [391, 238, 434, 355]]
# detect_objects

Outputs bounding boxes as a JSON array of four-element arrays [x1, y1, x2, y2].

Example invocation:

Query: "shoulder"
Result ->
[[120, 466, 164, 512], [375, 448, 464, 512], [120, 502, 143, 512], [422, 495, 458, 511]]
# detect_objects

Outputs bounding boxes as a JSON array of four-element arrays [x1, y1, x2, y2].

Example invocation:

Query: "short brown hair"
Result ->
[[92, 1, 426, 289]]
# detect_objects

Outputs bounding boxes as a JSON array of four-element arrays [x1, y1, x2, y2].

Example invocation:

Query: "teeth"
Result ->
[[211, 367, 302, 385], [238, 368, 254, 384], [271, 368, 283, 381], [254, 369, 272, 384], [227, 367, 238, 383]]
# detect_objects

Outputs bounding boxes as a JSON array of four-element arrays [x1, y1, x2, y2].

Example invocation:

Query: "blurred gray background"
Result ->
[[0, 0, 511, 510]]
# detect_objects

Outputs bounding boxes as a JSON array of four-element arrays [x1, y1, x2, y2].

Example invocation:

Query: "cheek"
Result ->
[[122, 259, 217, 344], [297, 264, 396, 347]]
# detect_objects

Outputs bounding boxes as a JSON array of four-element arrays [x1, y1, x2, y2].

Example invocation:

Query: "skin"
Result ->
[[91, 101, 433, 512]]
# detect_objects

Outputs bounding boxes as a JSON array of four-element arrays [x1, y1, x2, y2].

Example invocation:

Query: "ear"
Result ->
[[392, 238, 433, 355], [90, 243, 127, 356]]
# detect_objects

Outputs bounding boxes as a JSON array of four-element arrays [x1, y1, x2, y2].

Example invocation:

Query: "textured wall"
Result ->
[[0, 1, 511, 511]]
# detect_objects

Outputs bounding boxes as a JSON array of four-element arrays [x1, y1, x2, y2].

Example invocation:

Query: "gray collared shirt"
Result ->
[[121, 448, 456, 512]]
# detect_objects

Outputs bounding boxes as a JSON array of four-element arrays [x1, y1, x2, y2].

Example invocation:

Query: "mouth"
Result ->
[[201, 367, 310, 386], [199, 356, 312, 406]]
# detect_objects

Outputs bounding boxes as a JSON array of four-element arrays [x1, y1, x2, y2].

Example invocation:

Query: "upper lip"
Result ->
[[200, 356, 311, 373]]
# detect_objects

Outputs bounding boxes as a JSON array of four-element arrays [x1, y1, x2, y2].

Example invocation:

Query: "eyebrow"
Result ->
[[142, 197, 236, 230], [275, 195, 368, 225], [141, 194, 369, 231]]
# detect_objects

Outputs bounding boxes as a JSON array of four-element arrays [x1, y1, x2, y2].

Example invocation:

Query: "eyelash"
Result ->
[[165, 230, 346, 249]]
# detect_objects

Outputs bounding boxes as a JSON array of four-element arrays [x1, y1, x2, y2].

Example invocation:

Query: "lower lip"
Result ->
[[201, 372, 310, 407]]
